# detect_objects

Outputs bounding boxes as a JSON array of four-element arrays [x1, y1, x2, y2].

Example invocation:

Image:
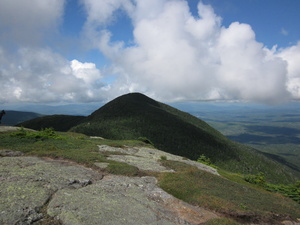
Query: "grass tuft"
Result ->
[[106, 161, 140, 176]]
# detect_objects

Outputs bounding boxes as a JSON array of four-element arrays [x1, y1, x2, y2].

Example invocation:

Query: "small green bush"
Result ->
[[240, 203, 248, 210], [197, 154, 218, 168], [138, 137, 154, 145], [10, 127, 27, 137], [197, 154, 212, 165], [160, 155, 167, 160], [244, 172, 266, 186], [244, 173, 300, 204], [265, 182, 300, 204]]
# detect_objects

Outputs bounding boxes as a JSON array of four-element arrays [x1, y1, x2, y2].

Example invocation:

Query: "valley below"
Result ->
[[187, 102, 300, 172]]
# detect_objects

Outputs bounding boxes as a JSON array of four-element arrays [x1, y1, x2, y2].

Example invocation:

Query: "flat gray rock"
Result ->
[[0, 126, 34, 133], [48, 176, 218, 225], [0, 156, 101, 225], [0, 156, 219, 225], [98, 145, 219, 175], [0, 149, 24, 157]]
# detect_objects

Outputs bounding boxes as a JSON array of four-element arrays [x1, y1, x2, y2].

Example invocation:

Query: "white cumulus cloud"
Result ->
[[278, 42, 300, 99], [1, 0, 300, 105], [0, 0, 65, 46], [81, 0, 134, 26], [0, 0, 108, 104], [217, 22, 289, 103], [71, 59, 102, 84], [82, 0, 295, 103], [0, 47, 105, 103]]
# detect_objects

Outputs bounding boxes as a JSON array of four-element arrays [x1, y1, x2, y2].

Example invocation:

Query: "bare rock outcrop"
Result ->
[[48, 175, 218, 225], [97, 145, 219, 175], [0, 156, 101, 225], [0, 155, 219, 225]]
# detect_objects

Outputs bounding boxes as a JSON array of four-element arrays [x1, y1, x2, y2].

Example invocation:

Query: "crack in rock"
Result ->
[[68, 179, 93, 188], [1, 154, 219, 225], [0, 156, 102, 225], [14, 207, 44, 225]]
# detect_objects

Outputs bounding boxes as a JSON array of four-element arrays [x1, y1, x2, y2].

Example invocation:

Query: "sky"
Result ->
[[1, 0, 300, 107]]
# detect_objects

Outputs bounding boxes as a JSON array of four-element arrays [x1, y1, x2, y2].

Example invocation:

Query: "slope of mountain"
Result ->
[[0, 110, 42, 126], [18, 115, 85, 132], [70, 93, 300, 184]]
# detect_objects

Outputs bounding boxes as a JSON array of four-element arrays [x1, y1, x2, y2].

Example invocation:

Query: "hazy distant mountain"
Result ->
[[0, 110, 42, 126], [2, 103, 102, 116]]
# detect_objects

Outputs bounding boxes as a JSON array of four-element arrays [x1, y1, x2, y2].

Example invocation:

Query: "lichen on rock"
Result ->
[[0, 156, 101, 224]]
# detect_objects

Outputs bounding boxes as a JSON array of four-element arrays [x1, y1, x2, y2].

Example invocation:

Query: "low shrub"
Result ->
[[137, 137, 154, 145], [265, 181, 300, 204], [160, 155, 167, 160], [197, 154, 218, 169], [244, 172, 300, 204], [10, 127, 65, 140], [244, 172, 266, 186]]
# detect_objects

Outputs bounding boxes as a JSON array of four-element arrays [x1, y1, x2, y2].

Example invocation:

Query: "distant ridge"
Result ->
[[18, 115, 85, 132], [1, 110, 42, 126]]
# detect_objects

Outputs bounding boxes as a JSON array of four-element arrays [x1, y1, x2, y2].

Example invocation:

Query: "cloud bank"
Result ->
[[0, 0, 106, 104], [0, 47, 104, 103], [1, 0, 300, 104], [0, 0, 64, 46], [83, 0, 298, 103]]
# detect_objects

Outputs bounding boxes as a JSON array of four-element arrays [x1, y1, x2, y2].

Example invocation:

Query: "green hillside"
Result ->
[[70, 93, 300, 184], [18, 115, 85, 132]]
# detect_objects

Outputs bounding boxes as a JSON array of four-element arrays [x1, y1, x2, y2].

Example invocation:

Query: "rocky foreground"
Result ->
[[1, 125, 299, 225], [0, 146, 219, 225]]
